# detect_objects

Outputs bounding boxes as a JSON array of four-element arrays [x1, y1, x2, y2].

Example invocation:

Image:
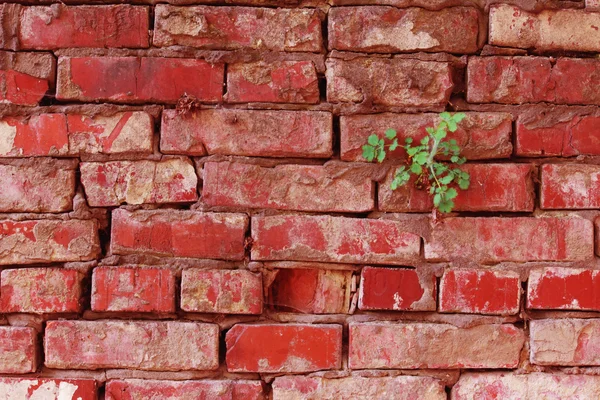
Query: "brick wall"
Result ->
[[2, 0, 600, 398]]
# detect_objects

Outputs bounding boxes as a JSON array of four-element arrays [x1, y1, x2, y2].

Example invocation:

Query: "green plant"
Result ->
[[362, 112, 470, 213]]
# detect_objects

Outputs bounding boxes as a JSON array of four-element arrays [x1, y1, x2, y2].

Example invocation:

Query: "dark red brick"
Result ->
[[528, 267, 600, 311]]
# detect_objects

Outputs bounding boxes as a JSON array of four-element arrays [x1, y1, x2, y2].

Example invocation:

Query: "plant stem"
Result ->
[[426, 133, 440, 166]]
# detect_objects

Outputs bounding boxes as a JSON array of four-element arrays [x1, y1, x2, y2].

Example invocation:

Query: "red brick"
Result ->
[[329, 6, 479, 54], [0, 114, 68, 157], [425, 217, 593, 263], [202, 162, 374, 213], [0, 268, 82, 313], [226, 323, 342, 373], [439, 269, 521, 315], [181, 269, 262, 314], [269, 268, 352, 314], [226, 61, 319, 104], [0, 219, 100, 265], [0, 327, 37, 373], [19, 5, 149, 49], [111, 209, 248, 260], [160, 109, 332, 158], [154, 5, 321, 52], [340, 112, 513, 162], [273, 375, 446, 399], [358, 267, 436, 311], [589, 0, 600, 9], [0, 378, 96, 400], [379, 164, 534, 213], [91, 266, 175, 313], [45, 320, 219, 371], [530, 319, 600, 366], [490, 5, 600, 52], [541, 164, 600, 209], [0, 69, 49, 106], [81, 158, 198, 206], [326, 58, 453, 108], [251, 215, 421, 265], [349, 322, 524, 369], [0, 161, 76, 212], [57, 57, 224, 103], [467, 57, 600, 105], [106, 379, 264, 400], [516, 113, 600, 157], [453, 373, 600, 399], [528, 267, 600, 311]]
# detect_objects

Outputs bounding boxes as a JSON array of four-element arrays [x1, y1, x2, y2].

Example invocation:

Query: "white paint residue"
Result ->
[[0, 122, 17, 156], [364, 22, 440, 50], [393, 292, 404, 310]]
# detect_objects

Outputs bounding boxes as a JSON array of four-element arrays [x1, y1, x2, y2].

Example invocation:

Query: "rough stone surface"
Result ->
[[0, 268, 83, 313], [528, 267, 600, 311], [329, 6, 479, 54], [0, 378, 96, 400], [111, 209, 248, 260], [202, 161, 374, 213], [81, 158, 198, 206], [439, 269, 521, 315], [340, 112, 513, 162], [225, 61, 319, 104], [272, 375, 446, 400], [226, 323, 342, 373], [326, 57, 453, 108], [181, 269, 263, 314], [0, 327, 37, 374], [541, 164, 600, 209], [425, 217, 594, 263], [154, 5, 322, 52], [45, 320, 219, 371], [0, 219, 100, 265], [91, 266, 175, 313], [251, 214, 421, 264], [358, 266, 436, 311], [160, 109, 332, 158], [349, 322, 525, 369], [530, 319, 600, 366]]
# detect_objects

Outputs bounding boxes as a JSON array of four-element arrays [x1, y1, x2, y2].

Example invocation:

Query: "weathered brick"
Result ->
[[91, 266, 175, 313], [358, 267, 436, 311], [349, 322, 524, 369], [329, 6, 479, 54], [490, 5, 600, 52], [0, 114, 67, 157], [45, 320, 219, 371], [467, 57, 600, 105], [0, 161, 76, 212], [0, 268, 83, 313], [379, 164, 534, 213], [160, 109, 332, 158], [251, 215, 421, 265], [181, 269, 262, 314], [111, 209, 248, 260], [530, 319, 600, 366], [269, 268, 352, 314], [106, 379, 264, 400], [226, 61, 319, 104], [19, 5, 149, 49], [453, 373, 600, 399], [154, 5, 321, 52], [81, 158, 198, 206], [425, 217, 593, 263], [528, 267, 600, 311], [326, 58, 453, 108], [0, 378, 96, 400], [273, 375, 446, 400], [541, 164, 600, 209], [226, 323, 342, 373], [588, 0, 600, 10], [439, 269, 521, 315], [57, 57, 224, 103], [0, 51, 54, 106], [0, 219, 100, 265], [202, 162, 374, 212], [516, 113, 600, 157], [340, 112, 513, 162], [0, 327, 37, 373]]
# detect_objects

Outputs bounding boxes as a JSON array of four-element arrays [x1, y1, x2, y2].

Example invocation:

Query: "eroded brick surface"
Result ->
[[530, 319, 600, 366], [0, 327, 37, 374], [0, 378, 96, 399]]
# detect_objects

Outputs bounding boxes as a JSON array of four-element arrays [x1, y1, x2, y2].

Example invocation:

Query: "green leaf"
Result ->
[[377, 149, 386, 163], [430, 186, 436, 194], [426, 127, 435, 134], [389, 139, 399, 151], [458, 179, 470, 190], [420, 136, 430, 145], [447, 120, 457, 132], [368, 134, 379, 146], [440, 174, 453, 185], [362, 145, 375, 161], [379, 138, 385, 147], [448, 139, 458, 146], [453, 112, 466, 123], [411, 163, 423, 174], [450, 155, 459, 163], [405, 137, 413, 144], [456, 157, 466, 165], [414, 152, 428, 165], [407, 147, 419, 156], [385, 128, 397, 139], [440, 112, 451, 121], [445, 188, 458, 200], [438, 199, 454, 213], [433, 193, 441, 206]]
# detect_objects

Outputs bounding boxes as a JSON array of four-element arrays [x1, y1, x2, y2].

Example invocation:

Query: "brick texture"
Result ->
[[541, 164, 600, 209], [0, 378, 96, 399], [530, 319, 600, 366], [0, 327, 37, 374]]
